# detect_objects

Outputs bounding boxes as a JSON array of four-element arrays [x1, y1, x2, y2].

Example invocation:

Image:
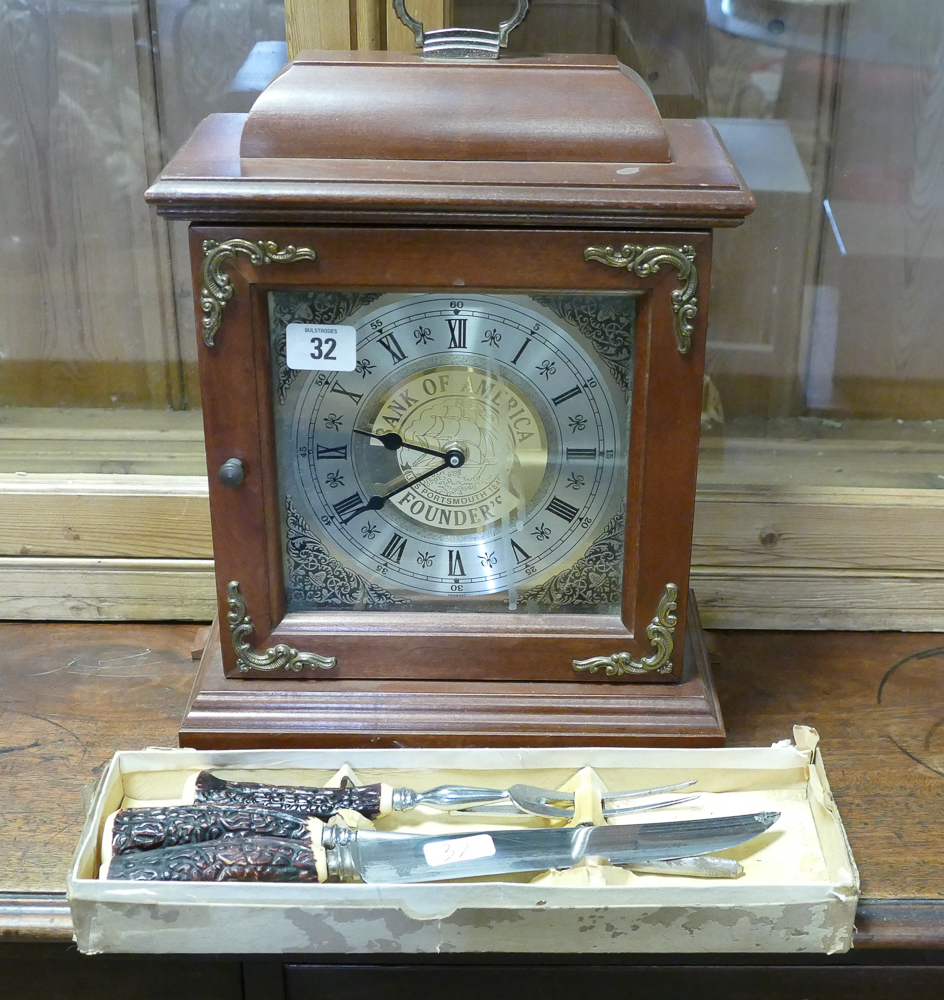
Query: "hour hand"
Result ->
[[353, 428, 451, 462], [339, 459, 454, 524]]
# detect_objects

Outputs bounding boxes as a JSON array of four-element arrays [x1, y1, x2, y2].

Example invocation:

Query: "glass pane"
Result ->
[[453, 0, 944, 495], [270, 290, 634, 615], [6, 0, 943, 500], [0, 0, 286, 475], [696, 0, 944, 491]]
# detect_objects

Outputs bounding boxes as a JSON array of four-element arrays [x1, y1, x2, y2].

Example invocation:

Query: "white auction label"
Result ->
[[285, 323, 357, 371], [423, 834, 496, 867]]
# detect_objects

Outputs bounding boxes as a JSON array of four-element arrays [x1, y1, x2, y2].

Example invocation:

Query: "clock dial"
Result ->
[[272, 292, 634, 614]]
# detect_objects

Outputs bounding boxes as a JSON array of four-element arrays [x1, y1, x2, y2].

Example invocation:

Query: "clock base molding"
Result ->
[[179, 596, 724, 749]]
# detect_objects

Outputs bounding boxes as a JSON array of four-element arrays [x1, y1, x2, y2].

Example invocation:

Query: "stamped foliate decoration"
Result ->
[[226, 580, 337, 673], [271, 292, 382, 404], [572, 583, 679, 676], [530, 295, 634, 397], [521, 509, 624, 608], [584, 244, 697, 354], [284, 495, 411, 609], [200, 239, 317, 347]]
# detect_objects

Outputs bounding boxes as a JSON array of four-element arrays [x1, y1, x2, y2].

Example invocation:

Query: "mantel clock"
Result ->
[[147, 2, 753, 747]]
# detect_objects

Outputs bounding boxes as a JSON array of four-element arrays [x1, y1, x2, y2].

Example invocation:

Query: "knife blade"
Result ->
[[332, 811, 780, 883], [104, 811, 779, 884]]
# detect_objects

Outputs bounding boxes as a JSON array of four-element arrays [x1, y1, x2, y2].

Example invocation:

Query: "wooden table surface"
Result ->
[[2, 623, 944, 945]]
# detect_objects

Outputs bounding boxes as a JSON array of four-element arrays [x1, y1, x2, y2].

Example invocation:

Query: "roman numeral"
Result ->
[[511, 337, 531, 365], [316, 444, 348, 460], [448, 550, 466, 576], [330, 382, 363, 405], [546, 496, 579, 522], [377, 333, 407, 363], [552, 386, 582, 406], [510, 539, 531, 564], [380, 533, 407, 564], [332, 492, 365, 521], [566, 448, 597, 461], [447, 318, 467, 349]]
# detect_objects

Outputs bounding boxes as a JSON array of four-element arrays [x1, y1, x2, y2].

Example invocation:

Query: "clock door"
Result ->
[[194, 225, 710, 684], [272, 290, 630, 618]]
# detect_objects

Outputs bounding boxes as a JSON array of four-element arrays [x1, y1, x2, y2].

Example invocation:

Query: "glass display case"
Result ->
[[2, 0, 942, 631]]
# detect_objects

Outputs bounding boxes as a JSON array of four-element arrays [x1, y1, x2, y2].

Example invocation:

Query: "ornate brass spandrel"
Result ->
[[200, 239, 317, 347], [226, 581, 336, 673], [584, 244, 697, 354], [572, 583, 678, 676]]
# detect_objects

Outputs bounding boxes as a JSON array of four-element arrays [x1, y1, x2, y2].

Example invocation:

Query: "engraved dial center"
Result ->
[[371, 366, 548, 534]]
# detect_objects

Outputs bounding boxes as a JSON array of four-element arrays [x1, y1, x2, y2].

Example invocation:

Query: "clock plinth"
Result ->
[[180, 594, 724, 748], [147, 49, 752, 748]]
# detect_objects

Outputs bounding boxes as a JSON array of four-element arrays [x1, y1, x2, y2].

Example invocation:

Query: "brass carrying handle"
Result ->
[[392, 0, 530, 58]]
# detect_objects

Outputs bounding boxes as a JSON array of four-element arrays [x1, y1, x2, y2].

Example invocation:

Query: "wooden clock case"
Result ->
[[146, 51, 754, 748]]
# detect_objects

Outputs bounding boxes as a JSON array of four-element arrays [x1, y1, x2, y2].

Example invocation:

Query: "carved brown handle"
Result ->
[[110, 804, 312, 855], [192, 771, 386, 820], [105, 836, 326, 882]]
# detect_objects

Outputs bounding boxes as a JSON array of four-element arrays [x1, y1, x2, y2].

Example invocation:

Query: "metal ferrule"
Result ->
[[392, 788, 419, 811], [322, 824, 362, 882]]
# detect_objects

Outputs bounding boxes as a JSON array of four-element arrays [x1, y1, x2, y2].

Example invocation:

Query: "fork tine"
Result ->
[[604, 793, 699, 817], [450, 779, 700, 819], [602, 779, 697, 805]]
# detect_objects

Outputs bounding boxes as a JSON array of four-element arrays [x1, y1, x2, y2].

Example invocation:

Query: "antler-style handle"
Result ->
[[192, 771, 386, 820], [109, 804, 312, 855], [103, 836, 327, 882]]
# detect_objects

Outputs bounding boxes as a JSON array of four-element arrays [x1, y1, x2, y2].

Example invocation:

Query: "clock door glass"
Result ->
[[269, 291, 635, 616]]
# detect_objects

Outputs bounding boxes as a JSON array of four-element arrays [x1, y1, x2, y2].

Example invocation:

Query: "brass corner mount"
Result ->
[[226, 581, 336, 674], [572, 583, 679, 676]]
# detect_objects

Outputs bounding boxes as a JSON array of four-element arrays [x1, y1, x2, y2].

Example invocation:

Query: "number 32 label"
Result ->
[[286, 323, 356, 372], [423, 833, 496, 867]]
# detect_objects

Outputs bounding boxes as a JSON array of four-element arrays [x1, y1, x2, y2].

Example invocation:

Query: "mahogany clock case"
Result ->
[[191, 224, 711, 685], [146, 51, 753, 746]]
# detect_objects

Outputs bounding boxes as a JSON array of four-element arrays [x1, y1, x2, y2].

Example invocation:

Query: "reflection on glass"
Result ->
[[270, 290, 634, 614], [3, 0, 943, 493], [457, 0, 944, 492], [0, 0, 286, 473]]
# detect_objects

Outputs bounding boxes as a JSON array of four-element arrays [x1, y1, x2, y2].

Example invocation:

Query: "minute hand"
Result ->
[[353, 428, 452, 462]]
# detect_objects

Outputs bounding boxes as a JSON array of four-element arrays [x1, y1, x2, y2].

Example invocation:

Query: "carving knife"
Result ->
[[103, 793, 698, 857], [104, 810, 779, 883]]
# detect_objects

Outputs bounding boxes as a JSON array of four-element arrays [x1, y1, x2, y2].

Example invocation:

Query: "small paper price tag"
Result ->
[[286, 323, 357, 371], [423, 834, 496, 867]]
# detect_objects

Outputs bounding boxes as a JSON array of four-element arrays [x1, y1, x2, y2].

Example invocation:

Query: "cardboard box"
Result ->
[[68, 727, 857, 955]]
